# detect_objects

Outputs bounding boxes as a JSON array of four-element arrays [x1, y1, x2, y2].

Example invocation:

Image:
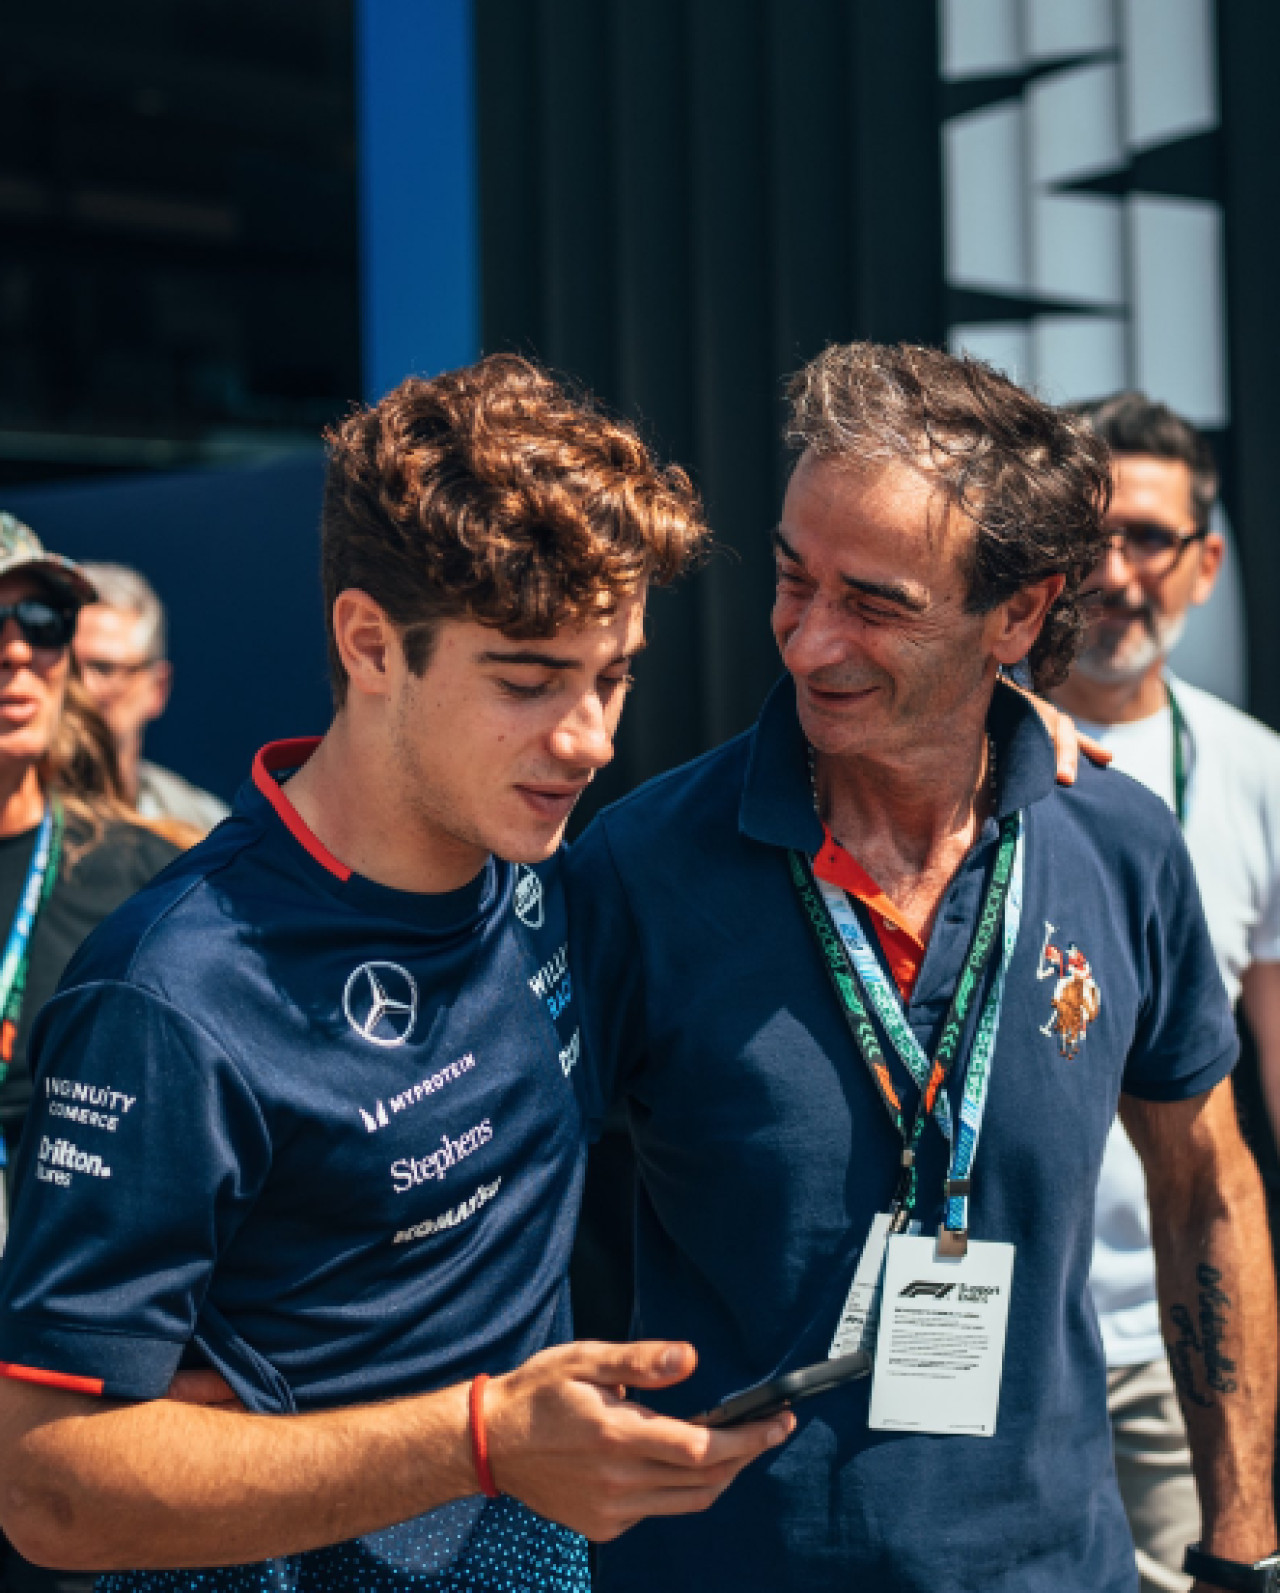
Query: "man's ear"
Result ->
[[332, 590, 397, 699], [1190, 531, 1226, 608], [989, 574, 1067, 668], [143, 659, 173, 724]]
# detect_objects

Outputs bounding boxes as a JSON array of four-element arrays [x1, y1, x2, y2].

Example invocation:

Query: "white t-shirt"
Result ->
[[1081, 674, 1280, 1365]]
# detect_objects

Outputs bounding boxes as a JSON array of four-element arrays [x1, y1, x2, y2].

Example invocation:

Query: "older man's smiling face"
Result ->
[[771, 452, 1002, 762]]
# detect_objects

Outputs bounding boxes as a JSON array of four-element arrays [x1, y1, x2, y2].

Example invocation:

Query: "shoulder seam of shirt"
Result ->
[[118, 821, 266, 986], [44, 975, 273, 1164]]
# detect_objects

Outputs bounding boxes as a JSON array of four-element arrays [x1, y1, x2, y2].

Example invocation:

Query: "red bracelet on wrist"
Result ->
[[469, 1373, 499, 1498]]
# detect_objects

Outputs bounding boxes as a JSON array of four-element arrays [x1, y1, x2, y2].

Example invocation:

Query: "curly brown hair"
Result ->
[[321, 354, 709, 703], [786, 343, 1112, 689]]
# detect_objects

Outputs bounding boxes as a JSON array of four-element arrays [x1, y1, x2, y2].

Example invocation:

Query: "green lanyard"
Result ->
[[789, 811, 1019, 1227], [0, 799, 63, 1081], [1166, 681, 1189, 828]]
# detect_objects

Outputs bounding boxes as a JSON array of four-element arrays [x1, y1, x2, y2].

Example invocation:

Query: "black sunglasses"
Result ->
[[0, 600, 77, 650]]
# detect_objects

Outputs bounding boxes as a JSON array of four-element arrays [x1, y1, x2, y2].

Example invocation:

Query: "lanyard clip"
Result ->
[[940, 1177, 971, 1254], [889, 1147, 915, 1228]]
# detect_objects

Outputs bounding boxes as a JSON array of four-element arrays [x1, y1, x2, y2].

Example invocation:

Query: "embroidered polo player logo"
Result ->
[[1036, 922, 1101, 1059]]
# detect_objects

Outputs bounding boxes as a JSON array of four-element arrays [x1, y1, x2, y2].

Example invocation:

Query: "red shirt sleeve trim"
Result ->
[[0, 1362, 104, 1395], [252, 739, 352, 882]]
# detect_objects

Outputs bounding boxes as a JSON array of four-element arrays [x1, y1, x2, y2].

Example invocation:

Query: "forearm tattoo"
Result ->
[[1167, 1263, 1238, 1408]]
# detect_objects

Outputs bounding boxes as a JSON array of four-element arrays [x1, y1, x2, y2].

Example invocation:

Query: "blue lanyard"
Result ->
[[792, 813, 1023, 1249], [0, 800, 63, 1082]]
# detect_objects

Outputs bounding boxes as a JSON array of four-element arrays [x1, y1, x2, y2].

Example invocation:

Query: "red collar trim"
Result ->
[[251, 739, 352, 882]]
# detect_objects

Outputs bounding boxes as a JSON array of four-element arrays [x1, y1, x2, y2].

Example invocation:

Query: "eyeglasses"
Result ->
[[0, 600, 77, 650], [78, 657, 155, 684], [1103, 521, 1210, 575]]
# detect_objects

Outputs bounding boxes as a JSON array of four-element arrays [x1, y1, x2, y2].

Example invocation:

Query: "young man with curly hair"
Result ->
[[568, 344, 1278, 1592], [0, 357, 789, 1592]]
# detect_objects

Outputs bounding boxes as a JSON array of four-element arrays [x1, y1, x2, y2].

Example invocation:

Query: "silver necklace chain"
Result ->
[[806, 736, 999, 825]]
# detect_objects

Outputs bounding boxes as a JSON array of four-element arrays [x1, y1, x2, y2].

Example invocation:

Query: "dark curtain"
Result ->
[[475, 0, 946, 830], [473, 0, 945, 1343]]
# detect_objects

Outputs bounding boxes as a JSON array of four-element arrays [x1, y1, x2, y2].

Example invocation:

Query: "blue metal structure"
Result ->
[[357, 0, 480, 399]]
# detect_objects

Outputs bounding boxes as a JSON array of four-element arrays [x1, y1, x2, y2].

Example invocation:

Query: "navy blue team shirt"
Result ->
[[0, 740, 590, 1593], [566, 678, 1236, 1593]]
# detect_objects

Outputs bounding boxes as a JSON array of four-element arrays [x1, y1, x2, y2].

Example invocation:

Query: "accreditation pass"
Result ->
[[868, 1234, 1015, 1437]]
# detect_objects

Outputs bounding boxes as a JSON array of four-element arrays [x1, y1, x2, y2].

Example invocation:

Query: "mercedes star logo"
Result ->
[[343, 961, 418, 1048]]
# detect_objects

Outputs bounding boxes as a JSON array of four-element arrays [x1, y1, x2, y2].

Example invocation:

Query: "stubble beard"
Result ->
[[1074, 605, 1188, 686], [388, 693, 496, 865]]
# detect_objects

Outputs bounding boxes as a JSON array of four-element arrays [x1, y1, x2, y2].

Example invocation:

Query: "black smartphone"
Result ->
[[693, 1349, 873, 1428]]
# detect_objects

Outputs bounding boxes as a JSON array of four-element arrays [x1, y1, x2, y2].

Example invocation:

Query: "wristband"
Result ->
[[469, 1374, 499, 1498], [1183, 1544, 1280, 1591]]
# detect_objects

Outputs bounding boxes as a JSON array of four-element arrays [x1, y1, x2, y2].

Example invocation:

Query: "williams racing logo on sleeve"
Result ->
[[1036, 922, 1101, 1060], [528, 944, 571, 1021]]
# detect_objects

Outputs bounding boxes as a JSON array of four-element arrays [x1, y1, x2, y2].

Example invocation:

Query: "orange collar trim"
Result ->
[[812, 825, 925, 1000]]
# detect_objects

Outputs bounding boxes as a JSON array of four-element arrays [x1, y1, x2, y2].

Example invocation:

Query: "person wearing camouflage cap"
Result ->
[[0, 515, 178, 1593], [0, 513, 97, 610]]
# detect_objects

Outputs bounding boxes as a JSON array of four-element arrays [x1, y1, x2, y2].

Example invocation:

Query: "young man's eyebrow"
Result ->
[[478, 641, 649, 670], [772, 526, 927, 612], [478, 650, 578, 670]]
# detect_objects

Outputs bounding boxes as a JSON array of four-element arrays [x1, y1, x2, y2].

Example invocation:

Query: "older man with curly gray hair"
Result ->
[[568, 341, 1278, 1593]]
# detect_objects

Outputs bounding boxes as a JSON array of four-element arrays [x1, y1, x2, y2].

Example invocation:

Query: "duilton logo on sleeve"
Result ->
[[1036, 922, 1101, 1059], [36, 1135, 111, 1186]]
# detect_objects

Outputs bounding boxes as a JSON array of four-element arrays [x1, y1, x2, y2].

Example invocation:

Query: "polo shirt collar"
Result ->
[[738, 673, 1057, 851], [987, 676, 1058, 817]]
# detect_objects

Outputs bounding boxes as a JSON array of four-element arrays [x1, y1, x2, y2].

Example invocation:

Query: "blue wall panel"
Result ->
[[3, 455, 332, 804], [357, 0, 480, 398]]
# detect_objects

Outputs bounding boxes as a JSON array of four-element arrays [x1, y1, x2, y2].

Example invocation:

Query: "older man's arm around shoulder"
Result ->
[[1123, 1080, 1278, 1580]]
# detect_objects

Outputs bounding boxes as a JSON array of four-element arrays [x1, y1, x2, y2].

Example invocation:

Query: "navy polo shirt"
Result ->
[[0, 741, 589, 1592], [567, 678, 1235, 1593]]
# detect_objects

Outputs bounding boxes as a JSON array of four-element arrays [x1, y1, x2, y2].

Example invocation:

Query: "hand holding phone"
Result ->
[[693, 1349, 872, 1428]]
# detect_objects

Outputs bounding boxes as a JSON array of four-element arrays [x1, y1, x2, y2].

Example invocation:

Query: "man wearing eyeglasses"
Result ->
[[73, 563, 229, 836], [1051, 392, 1280, 1593]]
